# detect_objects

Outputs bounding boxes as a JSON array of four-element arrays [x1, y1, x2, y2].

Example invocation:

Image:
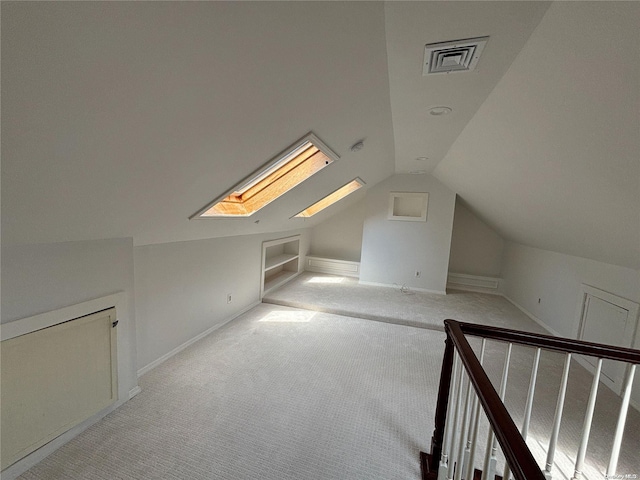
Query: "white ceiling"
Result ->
[[2, 2, 395, 246], [384, 1, 550, 174], [2, 2, 639, 270], [433, 1, 640, 270]]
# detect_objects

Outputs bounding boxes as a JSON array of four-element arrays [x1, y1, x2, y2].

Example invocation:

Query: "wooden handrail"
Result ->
[[457, 322, 640, 364], [425, 320, 640, 480], [445, 320, 546, 480]]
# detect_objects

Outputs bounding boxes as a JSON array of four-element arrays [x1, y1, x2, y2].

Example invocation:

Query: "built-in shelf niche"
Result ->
[[388, 192, 428, 222], [261, 235, 301, 298]]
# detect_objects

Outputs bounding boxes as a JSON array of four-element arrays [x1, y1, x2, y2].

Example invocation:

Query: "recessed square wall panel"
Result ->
[[388, 192, 428, 221]]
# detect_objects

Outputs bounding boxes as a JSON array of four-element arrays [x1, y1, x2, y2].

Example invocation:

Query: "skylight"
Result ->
[[294, 178, 364, 218], [193, 133, 339, 218]]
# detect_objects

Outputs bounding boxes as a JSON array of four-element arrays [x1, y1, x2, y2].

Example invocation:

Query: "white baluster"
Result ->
[[463, 392, 478, 479], [571, 358, 602, 480], [465, 339, 487, 480], [455, 374, 472, 480], [447, 365, 466, 480], [606, 363, 636, 477], [481, 428, 495, 480], [544, 352, 572, 480], [522, 347, 542, 441], [482, 343, 513, 480], [462, 392, 479, 480], [439, 355, 462, 480], [466, 397, 482, 480], [503, 347, 541, 480]]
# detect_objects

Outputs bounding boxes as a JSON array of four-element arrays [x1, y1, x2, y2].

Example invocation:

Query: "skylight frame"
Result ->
[[191, 132, 340, 219], [293, 177, 365, 218]]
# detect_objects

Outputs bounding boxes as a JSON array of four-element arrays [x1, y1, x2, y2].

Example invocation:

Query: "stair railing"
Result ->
[[421, 320, 640, 480]]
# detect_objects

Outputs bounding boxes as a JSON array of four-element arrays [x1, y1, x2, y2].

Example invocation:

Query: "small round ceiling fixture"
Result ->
[[428, 106, 452, 116]]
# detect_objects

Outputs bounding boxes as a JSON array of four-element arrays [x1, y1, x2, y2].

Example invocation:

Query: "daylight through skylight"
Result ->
[[294, 178, 364, 218], [194, 133, 339, 218]]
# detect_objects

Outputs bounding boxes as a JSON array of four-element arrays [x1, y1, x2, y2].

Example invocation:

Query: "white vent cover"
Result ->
[[423, 36, 489, 75]]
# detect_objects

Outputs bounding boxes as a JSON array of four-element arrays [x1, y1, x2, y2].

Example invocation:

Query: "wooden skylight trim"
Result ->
[[192, 133, 339, 218], [294, 178, 364, 218]]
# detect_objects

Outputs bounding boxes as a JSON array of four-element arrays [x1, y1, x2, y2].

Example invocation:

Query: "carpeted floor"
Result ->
[[263, 272, 548, 334], [263, 273, 640, 480], [16, 276, 640, 480], [18, 304, 443, 480]]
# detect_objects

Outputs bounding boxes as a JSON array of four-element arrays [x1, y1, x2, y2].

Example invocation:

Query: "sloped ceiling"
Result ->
[[384, 1, 551, 174], [433, 2, 640, 270], [2, 2, 394, 246], [2, 2, 638, 271]]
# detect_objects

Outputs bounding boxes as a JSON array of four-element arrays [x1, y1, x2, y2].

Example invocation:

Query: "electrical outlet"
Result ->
[[415, 271, 421, 278], [227, 294, 232, 304]]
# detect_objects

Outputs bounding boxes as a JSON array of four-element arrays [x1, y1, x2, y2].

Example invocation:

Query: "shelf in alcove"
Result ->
[[263, 270, 298, 295], [265, 254, 299, 272]]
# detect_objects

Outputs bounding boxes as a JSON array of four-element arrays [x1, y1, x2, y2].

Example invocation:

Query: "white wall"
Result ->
[[1, 238, 138, 397], [433, 2, 640, 271], [448, 199, 505, 277], [502, 242, 640, 338], [359, 174, 456, 293], [502, 242, 640, 405], [309, 199, 366, 262], [134, 229, 310, 371]]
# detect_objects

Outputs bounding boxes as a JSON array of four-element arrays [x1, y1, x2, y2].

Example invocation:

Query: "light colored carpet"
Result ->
[[17, 278, 640, 480], [264, 273, 640, 479], [18, 304, 444, 480], [263, 272, 548, 334]]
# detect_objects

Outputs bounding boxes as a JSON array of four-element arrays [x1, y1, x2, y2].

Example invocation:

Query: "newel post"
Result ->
[[422, 332, 455, 478]]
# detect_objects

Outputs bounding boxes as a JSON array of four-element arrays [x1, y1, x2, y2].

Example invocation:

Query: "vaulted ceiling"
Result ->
[[433, 2, 639, 270], [2, 2, 638, 270]]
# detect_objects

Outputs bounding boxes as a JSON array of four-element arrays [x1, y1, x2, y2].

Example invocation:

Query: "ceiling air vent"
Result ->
[[422, 36, 489, 75]]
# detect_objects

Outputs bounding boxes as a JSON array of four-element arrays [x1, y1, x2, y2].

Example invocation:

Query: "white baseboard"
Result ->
[[358, 280, 446, 296], [137, 301, 260, 377], [447, 272, 501, 291], [501, 294, 561, 337], [448, 284, 503, 295], [3, 383, 146, 478], [503, 295, 640, 413], [1, 398, 124, 480], [129, 386, 142, 399]]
